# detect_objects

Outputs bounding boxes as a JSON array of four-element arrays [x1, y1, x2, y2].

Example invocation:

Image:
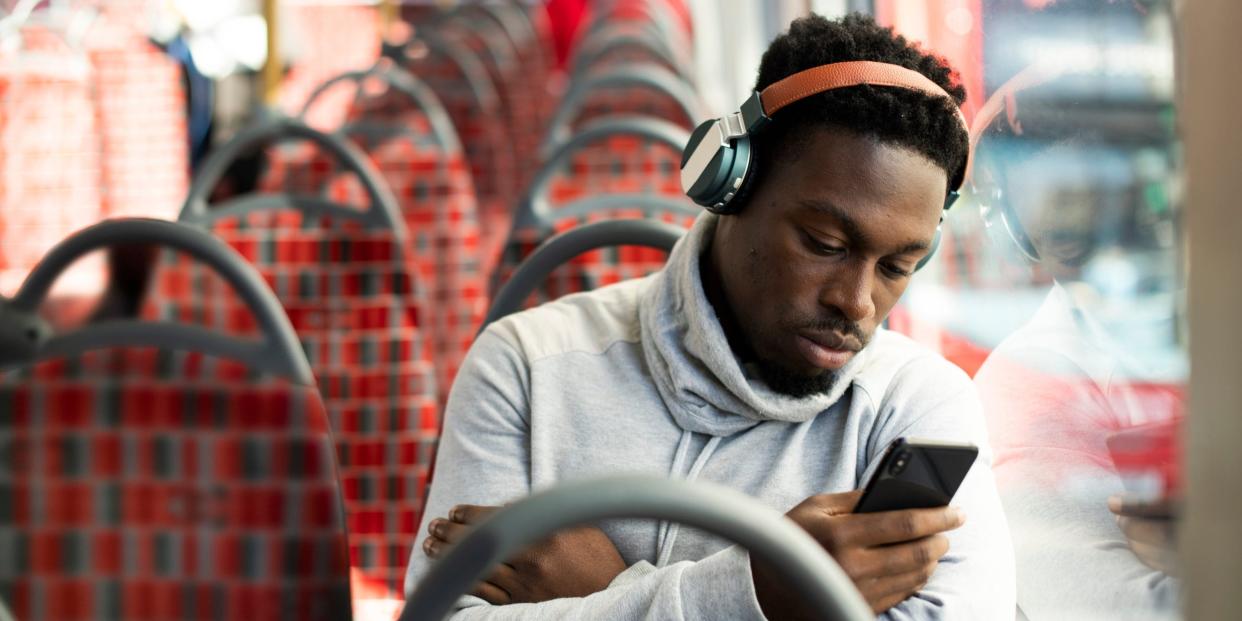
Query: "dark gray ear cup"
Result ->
[[717, 138, 761, 215], [681, 119, 753, 213]]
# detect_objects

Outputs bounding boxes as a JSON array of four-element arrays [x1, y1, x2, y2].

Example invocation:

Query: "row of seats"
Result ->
[[1, 0, 708, 617], [0, 219, 864, 621], [230, 0, 704, 597]]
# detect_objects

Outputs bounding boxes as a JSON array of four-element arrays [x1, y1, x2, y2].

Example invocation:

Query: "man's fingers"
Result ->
[[833, 506, 965, 548], [480, 562, 526, 602], [1116, 516, 1175, 548], [450, 504, 501, 525], [846, 535, 949, 580], [1128, 539, 1180, 576], [422, 535, 441, 559], [790, 490, 865, 521], [428, 517, 474, 546], [858, 568, 934, 614], [1108, 495, 1179, 519], [470, 581, 512, 606]]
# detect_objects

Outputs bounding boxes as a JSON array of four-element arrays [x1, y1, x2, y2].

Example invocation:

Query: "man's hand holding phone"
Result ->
[[751, 491, 966, 620], [753, 438, 977, 619]]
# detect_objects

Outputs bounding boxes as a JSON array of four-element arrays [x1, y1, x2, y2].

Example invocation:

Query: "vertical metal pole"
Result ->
[[1182, 0, 1242, 618], [262, 0, 281, 107], [380, 0, 398, 37]]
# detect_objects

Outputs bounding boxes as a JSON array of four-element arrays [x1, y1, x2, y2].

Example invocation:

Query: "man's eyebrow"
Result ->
[[797, 199, 931, 256]]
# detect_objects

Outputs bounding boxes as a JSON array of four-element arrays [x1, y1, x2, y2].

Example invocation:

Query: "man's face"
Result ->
[[708, 126, 948, 397]]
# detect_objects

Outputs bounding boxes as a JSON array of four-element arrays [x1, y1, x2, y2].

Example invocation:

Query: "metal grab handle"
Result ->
[[522, 116, 691, 226], [399, 476, 874, 621], [182, 117, 403, 231], [300, 64, 462, 154], [484, 218, 687, 329], [542, 65, 701, 155], [2, 219, 314, 385]]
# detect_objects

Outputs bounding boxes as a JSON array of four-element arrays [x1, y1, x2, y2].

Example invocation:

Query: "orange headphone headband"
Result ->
[[759, 60, 968, 132]]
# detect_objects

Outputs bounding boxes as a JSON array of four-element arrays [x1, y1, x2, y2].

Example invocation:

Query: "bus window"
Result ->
[[882, 1, 1184, 619]]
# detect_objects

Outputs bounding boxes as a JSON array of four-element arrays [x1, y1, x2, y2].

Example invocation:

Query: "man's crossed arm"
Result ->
[[421, 491, 965, 619]]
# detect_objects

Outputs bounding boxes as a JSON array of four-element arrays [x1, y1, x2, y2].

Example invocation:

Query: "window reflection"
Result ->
[[901, 0, 1184, 618]]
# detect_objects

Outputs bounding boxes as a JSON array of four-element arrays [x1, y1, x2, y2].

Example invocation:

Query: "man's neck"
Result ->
[[699, 241, 756, 364]]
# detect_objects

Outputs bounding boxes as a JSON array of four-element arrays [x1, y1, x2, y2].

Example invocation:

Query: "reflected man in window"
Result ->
[[972, 67, 1183, 620]]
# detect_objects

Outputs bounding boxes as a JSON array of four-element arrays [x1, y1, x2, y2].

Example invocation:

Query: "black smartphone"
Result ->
[[854, 438, 979, 513]]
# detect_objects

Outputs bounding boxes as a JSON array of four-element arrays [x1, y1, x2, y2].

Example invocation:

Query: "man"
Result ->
[[406, 14, 1014, 619]]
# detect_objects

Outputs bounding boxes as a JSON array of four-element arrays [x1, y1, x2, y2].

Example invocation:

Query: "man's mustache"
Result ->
[[798, 313, 869, 346]]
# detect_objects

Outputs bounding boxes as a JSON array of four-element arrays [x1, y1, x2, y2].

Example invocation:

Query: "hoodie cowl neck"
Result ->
[[639, 213, 873, 437]]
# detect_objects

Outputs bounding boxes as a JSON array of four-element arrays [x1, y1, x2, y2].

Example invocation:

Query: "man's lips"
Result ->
[[795, 331, 861, 370], [798, 330, 862, 353]]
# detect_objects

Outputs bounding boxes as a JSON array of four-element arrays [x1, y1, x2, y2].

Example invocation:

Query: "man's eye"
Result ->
[[816, 243, 846, 256], [804, 232, 844, 256], [881, 262, 913, 278]]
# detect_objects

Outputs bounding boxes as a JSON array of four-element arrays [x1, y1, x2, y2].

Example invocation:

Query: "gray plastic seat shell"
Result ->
[[399, 476, 873, 621], [0, 218, 314, 384], [483, 218, 687, 330]]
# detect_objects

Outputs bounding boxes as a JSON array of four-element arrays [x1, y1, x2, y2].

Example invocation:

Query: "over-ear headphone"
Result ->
[[679, 60, 970, 271], [967, 63, 1091, 267]]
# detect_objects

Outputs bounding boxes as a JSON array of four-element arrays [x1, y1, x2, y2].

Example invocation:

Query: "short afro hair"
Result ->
[[749, 13, 969, 192]]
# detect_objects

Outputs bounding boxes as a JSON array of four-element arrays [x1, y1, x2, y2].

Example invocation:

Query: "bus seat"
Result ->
[[0, 218, 351, 621], [155, 120, 438, 597]]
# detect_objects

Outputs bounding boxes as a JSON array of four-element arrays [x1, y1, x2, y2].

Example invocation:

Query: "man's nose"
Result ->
[[819, 261, 876, 323]]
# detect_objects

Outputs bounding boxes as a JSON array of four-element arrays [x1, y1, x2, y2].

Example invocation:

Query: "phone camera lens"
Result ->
[[890, 451, 911, 475]]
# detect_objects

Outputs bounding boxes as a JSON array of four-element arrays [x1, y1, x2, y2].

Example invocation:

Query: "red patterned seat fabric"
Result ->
[[84, 16, 189, 221], [399, 33, 518, 266], [144, 211, 438, 597], [435, 18, 542, 186], [0, 29, 103, 300], [0, 348, 352, 621], [493, 127, 691, 308], [544, 133, 685, 203], [258, 118, 487, 404]]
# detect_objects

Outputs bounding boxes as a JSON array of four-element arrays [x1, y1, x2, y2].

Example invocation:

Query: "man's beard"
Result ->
[[755, 359, 841, 398], [752, 312, 871, 398]]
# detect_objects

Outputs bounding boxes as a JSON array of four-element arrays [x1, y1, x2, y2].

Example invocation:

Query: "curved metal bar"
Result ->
[[580, 9, 691, 63], [515, 193, 698, 232], [542, 65, 702, 155], [299, 64, 462, 154], [521, 116, 690, 226], [483, 219, 687, 329], [185, 194, 383, 230], [399, 476, 873, 621], [570, 30, 689, 80], [412, 30, 501, 114], [432, 9, 518, 77], [4, 219, 313, 384], [181, 118, 405, 235], [479, 4, 537, 59]]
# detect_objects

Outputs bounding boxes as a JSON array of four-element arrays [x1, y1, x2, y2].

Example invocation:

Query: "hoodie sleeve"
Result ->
[[404, 328, 768, 621], [860, 355, 1018, 621]]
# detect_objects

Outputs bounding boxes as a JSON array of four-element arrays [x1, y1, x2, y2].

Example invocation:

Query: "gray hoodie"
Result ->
[[405, 213, 1016, 619]]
